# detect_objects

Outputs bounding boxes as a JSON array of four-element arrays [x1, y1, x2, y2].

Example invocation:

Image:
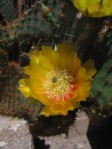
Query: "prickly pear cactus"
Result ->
[[0, 0, 18, 21], [91, 57, 112, 105], [15, 0, 68, 44], [0, 61, 43, 121], [0, 0, 36, 22]]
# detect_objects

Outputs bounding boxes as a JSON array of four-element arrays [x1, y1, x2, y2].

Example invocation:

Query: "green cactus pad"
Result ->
[[0, 0, 18, 21], [0, 62, 43, 120], [15, 0, 65, 39], [91, 57, 112, 105]]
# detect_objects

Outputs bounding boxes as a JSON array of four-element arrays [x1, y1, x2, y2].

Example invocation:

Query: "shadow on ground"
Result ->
[[33, 137, 50, 149], [87, 116, 112, 149]]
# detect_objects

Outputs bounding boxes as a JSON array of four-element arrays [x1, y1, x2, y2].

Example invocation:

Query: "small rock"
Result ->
[[0, 115, 34, 149]]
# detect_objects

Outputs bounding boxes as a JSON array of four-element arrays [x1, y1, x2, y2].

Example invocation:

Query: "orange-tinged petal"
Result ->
[[30, 83, 51, 105], [40, 104, 72, 116], [40, 101, 80, 116], [72, 82, 91, 102], [75, 67, 86, 85]]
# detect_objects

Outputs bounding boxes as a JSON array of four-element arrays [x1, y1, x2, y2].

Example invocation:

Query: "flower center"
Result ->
[[43, 69, 74, 101]]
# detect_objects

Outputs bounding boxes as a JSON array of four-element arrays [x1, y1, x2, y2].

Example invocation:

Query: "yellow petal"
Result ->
[[38, 46, 64, 71], [75, 67, 86, 84], [57, 41, 76, 70], [42, 46, 61, 68], [18, 79, 31, 97], [40, 99, 80, 116], [18, 86, 30, 98], [74, 81, 91, 101], [30, 83, 50, 105], [30, 50, 40, 65], [40, 104, 71, 116], [72, 0, 112, 17], [83, 59, 97, 80], [67, 51, 81, 77]]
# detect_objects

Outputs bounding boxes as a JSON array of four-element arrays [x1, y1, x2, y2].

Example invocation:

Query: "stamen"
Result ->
[[43, 69, 74, 101]]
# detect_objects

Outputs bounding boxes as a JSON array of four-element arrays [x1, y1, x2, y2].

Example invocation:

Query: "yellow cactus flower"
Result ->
[[72, 0, 112, 17], [18, 42, 96, 116]]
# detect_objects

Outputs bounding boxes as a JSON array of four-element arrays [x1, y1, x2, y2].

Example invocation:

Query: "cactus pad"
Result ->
[[91, 57, 112, 105]]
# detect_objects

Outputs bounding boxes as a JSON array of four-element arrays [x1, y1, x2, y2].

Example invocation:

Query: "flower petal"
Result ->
[[29, 50, 41, 66], [18, 79, 31, 97], [83, 59, 97, 80]]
